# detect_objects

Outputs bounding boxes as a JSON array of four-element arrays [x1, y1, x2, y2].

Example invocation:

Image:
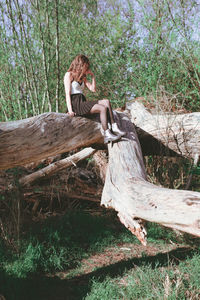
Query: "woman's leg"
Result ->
[[89, 104, 108, 131], [89, 103, 121, 143], [98, 99, 126, 137], [98, 99, 115, 124]]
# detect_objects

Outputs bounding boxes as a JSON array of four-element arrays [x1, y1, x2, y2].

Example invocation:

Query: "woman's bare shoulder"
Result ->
[[64, 71, 72, 81]]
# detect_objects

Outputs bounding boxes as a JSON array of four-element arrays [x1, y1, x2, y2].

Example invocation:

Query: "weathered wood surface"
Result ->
[[1, 109, 200, 245], [0, 113, 102, 170], [128, 101, 200, 160], [101, 112, 200, 245], [1, 105, 199, 171], [93, 150, 108, 181]]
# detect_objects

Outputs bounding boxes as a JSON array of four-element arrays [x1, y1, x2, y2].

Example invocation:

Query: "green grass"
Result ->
[[85, 254, 200, 300], [0, 211, 138, 278], [0, 211, 199, 300]]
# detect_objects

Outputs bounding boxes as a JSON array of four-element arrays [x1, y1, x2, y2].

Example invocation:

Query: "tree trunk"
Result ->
[[0, 113, 102, 170], [14, 0, 40, 114], [1, 110, 200, 244], [101, 111, 200, 244], [36, 0, 51, 113], [55, 0, 60, 113], [129, 101, 200, 160]]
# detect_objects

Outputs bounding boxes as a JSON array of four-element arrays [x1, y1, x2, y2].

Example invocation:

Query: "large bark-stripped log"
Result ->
[[0, 113, 102, 170], [129, 101, 200, 160], [1, 109, 200, 245], [101, 112, 200, 245], [1, 105, 199, 171]]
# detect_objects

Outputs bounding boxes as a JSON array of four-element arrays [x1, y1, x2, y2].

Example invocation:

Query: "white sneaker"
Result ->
[[103, 129, 121, 144], [112, 123, 126, 137]]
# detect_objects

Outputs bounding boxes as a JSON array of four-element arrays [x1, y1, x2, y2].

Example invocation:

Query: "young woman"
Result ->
[[64, 54, 125, 143]]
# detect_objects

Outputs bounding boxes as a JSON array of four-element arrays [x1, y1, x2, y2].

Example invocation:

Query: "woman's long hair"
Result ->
[[68, 55, 90, 82]]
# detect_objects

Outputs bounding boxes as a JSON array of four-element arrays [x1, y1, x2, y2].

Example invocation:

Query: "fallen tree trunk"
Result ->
[[128, 101, 200, 160], [0, 113, 102, 170], [101, 112, 200, 245], [1, 106, 199, 170], [1, 109, 200, 245]]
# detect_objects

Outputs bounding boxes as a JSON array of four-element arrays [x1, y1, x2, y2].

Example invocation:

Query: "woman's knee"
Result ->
[[90, 104, 106, 114], [99, 99, 110, 108], [99, 104, 107, 114]]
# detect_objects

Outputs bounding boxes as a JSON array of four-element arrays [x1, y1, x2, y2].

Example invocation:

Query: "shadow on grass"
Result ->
[[0, 246, 198, 300]]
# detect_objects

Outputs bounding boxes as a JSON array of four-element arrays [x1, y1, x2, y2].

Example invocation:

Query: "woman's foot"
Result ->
[[111, 123, 126, 137], [103, 129, 121, 144]]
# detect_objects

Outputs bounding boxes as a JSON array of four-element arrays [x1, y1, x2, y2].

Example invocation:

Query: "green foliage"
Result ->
[[4, 243, 42, 278], [192, 165, 200, 175], [146, 223, 180, 244], [0, 211, 135, 278], [179, 254, 200, 290], [1, 0, 199, 121]]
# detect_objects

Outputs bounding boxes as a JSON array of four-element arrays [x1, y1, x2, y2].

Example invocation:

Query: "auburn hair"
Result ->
[[68, 55, 90, 82]]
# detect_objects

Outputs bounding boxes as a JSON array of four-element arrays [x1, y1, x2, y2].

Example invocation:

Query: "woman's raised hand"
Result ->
[[86, 69, 94, 77]]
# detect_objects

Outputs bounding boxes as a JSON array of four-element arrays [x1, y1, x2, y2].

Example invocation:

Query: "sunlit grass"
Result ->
[[85, 253, 200, 300]]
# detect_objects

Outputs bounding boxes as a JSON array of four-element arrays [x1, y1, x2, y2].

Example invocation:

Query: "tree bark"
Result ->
[[1, 104, 199, 170]]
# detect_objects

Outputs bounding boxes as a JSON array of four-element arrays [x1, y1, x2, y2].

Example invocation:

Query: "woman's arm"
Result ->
[[84, 70, 96, 92], [64, 72, 75, 116]]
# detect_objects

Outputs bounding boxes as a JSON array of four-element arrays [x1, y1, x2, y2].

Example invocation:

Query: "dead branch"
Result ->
[[19, 147, 97, 186]]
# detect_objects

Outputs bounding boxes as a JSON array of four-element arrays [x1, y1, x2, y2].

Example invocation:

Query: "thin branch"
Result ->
[[35, 0, 51, 112], [19, 147, 97, 186], [55, 0, 60, 112]]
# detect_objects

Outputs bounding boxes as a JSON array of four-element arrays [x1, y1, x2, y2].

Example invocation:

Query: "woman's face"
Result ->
[[82, 62, 90, 74]]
